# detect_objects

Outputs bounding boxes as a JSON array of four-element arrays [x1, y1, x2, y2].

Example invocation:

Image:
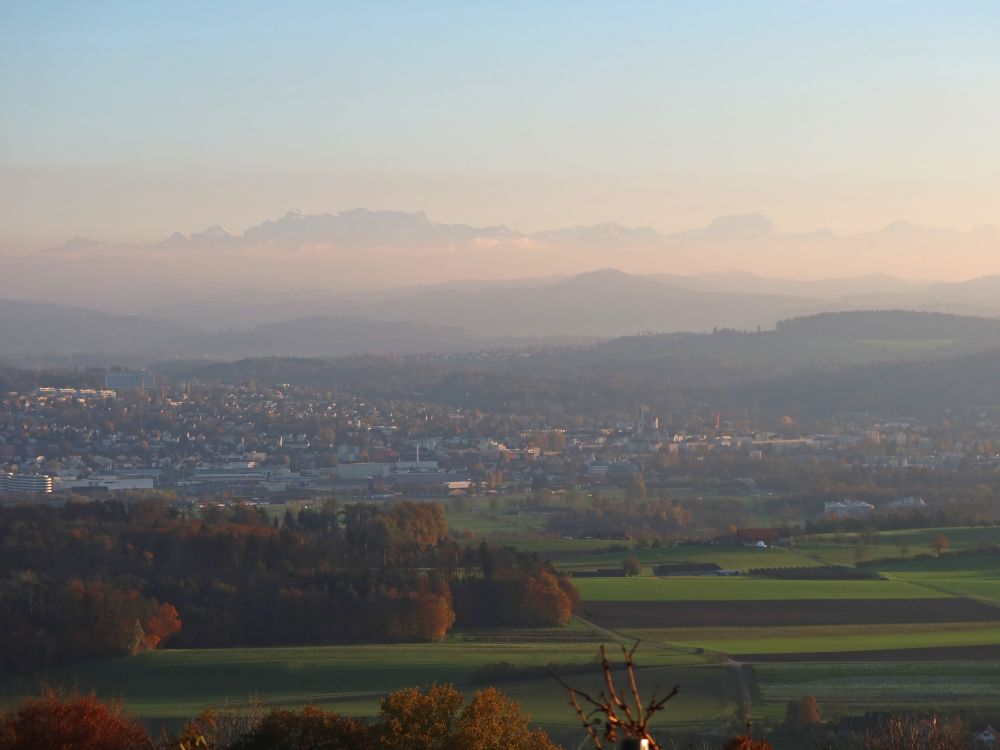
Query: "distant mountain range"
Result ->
[[5, 206, 1000, 364], [4, 208, 999, 309]]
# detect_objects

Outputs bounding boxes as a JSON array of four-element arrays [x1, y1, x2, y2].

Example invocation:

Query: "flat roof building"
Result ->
[[1, 473, 53, 494], [104, 370, 157, 391]]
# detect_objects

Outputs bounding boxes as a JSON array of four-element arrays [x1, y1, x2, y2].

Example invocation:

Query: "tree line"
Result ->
[[0, 498, 578, 672], [0, 685, 562, 750]]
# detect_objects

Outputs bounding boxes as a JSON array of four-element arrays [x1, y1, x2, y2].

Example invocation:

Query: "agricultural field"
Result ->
[[571, 576, 947, 602], [0, 628, 737, 736], [540, 522, 1000, 731], [752, 660, 1000, 720], [796, 525, 1000, 565], [557, 543, 820, 572], [581, 598, 994, 628], [634, 623, 1000, 656]]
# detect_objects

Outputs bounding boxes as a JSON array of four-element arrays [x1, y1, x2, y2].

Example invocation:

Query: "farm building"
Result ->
[[713, 527, 791, 547]]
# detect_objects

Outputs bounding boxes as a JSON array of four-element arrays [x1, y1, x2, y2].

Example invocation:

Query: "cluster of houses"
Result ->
[[4, 374, 1000, 511]]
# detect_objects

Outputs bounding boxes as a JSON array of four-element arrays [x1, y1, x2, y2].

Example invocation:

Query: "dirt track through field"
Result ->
[[582, 598, 1000, 628]]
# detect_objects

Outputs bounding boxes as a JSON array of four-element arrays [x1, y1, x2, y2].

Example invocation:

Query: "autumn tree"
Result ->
[[377, 684, 559, 750], [785, 695, 821, 728], [930, 534, 950, 558], [622, 555, 642, 577], [144, 602, 182, 648], [378, 683, 464, 750], [451, 687, 560, 750], [520, 570, 575, 626], [0, 690, 153, 750]]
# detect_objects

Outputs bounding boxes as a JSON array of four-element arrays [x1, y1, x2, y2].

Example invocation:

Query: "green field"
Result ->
[[754, 660, 1000, 709], [445, 509, 550, 538], [799, 526, 1000, 563], [564, 544, 1000, 730], [629, 624, 1000, 656], [0, 632, 737, 732], [571, 575, 948, 602]]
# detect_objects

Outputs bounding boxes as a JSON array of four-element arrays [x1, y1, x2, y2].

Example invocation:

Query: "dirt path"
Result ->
[[724, 657, 752, 719]]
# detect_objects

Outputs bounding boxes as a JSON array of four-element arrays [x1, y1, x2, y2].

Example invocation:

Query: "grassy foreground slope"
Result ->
[[0, 631, 736, 731]]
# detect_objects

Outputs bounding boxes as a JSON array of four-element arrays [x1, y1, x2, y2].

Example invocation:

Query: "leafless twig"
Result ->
[[552, 642, 678, 750]]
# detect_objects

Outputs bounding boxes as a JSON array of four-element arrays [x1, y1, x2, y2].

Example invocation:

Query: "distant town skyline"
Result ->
[[2, 1, 999, 259]]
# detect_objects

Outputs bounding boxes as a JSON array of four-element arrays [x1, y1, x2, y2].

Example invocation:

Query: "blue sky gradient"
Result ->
[[2, 1, 998, 243]]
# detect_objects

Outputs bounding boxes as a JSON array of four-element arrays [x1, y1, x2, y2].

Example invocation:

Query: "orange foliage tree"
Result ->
[[0, 690, 153, 750], [378, 683, 465, 750], [519, 570, 574, 626], [143, 602, 182, 649], [450, 687, 561, 750], [377, 683, 559, 750]]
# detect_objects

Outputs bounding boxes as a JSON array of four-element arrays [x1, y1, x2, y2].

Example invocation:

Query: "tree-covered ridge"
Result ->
[[775, 310, 1000, 339]]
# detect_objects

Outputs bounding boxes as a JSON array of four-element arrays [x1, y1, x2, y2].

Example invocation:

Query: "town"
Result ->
[[4, 369, 999, 534]]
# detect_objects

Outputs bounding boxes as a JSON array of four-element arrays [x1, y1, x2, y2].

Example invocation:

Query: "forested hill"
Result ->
[[13, 308, 1000, 423], [720, 345, 1000, 420], [775, 310, 1000, 340]]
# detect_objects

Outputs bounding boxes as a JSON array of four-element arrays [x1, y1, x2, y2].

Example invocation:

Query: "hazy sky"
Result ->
[[2, 1, 999, 247]]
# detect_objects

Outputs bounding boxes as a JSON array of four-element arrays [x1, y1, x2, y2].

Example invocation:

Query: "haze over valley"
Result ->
[[6, 209, 1000, 315]]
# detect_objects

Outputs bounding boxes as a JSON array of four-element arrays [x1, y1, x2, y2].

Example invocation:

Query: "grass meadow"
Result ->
[[754, 660, 1000, 713], [0, 630, 734, 731]]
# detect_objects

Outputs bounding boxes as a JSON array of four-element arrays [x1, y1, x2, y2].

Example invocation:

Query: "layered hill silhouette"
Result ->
[[0, 299, 568, 362], [9, 208, 1000, 310], [4, 276, 1000, 398]]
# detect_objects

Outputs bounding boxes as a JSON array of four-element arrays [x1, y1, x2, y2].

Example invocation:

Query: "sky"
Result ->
[[1, 1, 999, 249]]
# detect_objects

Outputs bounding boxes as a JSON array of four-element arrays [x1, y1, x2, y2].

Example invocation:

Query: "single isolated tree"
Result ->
[[622, 555, 643, 577], [790, 695, 821, 727], [930, 534, 950, 558]]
